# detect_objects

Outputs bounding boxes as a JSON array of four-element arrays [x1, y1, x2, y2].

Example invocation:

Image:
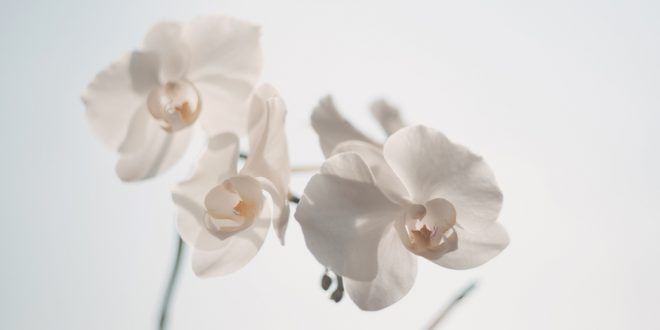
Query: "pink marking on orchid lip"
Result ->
[[430, 225, 439, 238]]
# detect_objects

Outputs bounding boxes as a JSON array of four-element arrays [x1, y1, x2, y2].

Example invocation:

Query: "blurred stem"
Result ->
[[291, 164, 319, 173], [426, 281, 478, 329], [158, 234, 184, 330]]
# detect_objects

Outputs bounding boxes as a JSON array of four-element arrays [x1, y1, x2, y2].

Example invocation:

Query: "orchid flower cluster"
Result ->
[[83, 15, 508, 312]]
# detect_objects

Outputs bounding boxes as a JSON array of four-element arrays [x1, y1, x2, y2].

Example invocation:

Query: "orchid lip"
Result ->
[[147, 79, 201, 132], [202, 177, 264, 236], [403, 199, 456, 255]]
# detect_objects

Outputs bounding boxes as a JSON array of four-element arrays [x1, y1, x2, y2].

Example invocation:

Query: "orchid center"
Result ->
[[147, 80, 201, 132], [203, 176, 263, 235], [403, 199, 457, 255]]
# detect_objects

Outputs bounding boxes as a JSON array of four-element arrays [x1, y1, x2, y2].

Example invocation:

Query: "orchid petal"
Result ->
[[295, 153, 401, 281], [344, 226, 417, 311], [370, 99, 405, 136], [242, 84, 290, 244], [142, 21, 189, 82], [431, 223, 509, 269], [172, 133, 239, 248], [332, 140, 409, 203], [191, 205, 270, 278], [383, 125, 503, 231], [183, 15, 261, 135], [195, 80, 251, 136], [183, 15, 262, 95], [257, 177, 290, 246], [82, 52, 159, 151], [115, 108, 192, 181], [311, 96, 379, 157]]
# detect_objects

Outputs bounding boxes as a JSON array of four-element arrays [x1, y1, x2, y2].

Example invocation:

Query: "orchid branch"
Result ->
[[425, 281, 478, 329], [158, 234, 184, 330]]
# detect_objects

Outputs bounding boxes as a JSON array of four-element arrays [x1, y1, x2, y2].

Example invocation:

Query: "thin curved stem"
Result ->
[[291, 164, 319, 173], [426, 281, 478, 329], [158, 234, 185, 330]]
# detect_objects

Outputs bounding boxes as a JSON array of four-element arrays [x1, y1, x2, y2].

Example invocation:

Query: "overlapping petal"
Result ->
[[191, 205, 270, 278], [332, 140, 409, 203], [370, 99, 405, 136], [195, 81, 252, 136], [383, 125, 503, 231], [295, 152, 401, 281], [241, 84, 290, 244], [184, 15, 262, 136], [183, 15, 262, 85], [82, 52, 159, 151], [431, 223, 509, 269], [173, 85, 290, 277], [311, 96, 379, 157], [142, 22, 189, 82], [172, 133, 239, 249], [115, 107, 192, 181], [344, 226, 417, 311]]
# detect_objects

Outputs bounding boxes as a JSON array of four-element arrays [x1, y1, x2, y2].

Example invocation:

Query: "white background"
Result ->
[[1, 0, 659, 329]]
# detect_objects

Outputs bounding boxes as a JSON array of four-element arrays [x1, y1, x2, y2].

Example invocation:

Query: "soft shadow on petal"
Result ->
[[242, 84, 289, 189], [142, 21, 189, 82], [143, 21, 184, 51], [332, 140, 409, 203], [128, 51, 161, 94], [295, 153, 401, 281], [191, 205, 270, 278], [117, 104, 150, 154], [257, 177, 290, 245], [172, 133, 239, 247], [115, 113, 192, 182], [431, 223, 509, 270], [311, 96, 380, 157], [383, 125, 503, 231], [82, 52, 158, 151], [195, 82, 251, 136], [345, 226, 417, 311]]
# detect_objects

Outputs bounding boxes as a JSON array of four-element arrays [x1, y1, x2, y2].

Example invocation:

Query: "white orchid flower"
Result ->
[[82, 15, 262, 181], [295, 125, 508, 310], [172, 85, 289, 277], [311, 96, 404, 157]]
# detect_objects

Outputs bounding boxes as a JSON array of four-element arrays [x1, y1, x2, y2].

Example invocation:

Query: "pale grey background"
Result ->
[[1, 0, 659, 329]]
